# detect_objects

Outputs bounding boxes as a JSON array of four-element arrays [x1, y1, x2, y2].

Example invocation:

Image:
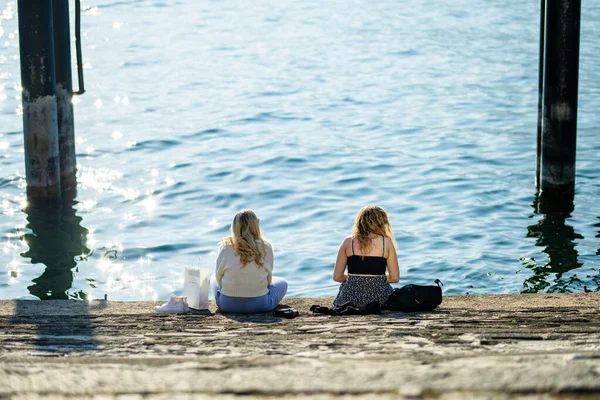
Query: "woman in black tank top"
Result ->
[[332, 206, 400, 309]]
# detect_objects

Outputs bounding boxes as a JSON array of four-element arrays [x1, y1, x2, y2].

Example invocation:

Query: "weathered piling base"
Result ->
[[1, 294, 600, 399], [17, 0, 61, 198], [21, 98, 61, 198]]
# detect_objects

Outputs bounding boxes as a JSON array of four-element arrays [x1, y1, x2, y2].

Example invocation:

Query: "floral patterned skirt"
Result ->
[[333, 275, 394, 309]]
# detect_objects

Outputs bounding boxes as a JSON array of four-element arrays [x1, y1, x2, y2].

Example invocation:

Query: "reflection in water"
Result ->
[[589, 217, 600, 292], [522, 195, 585, 293], [597, 217, 600, 256], [20, 194, 90, 300]]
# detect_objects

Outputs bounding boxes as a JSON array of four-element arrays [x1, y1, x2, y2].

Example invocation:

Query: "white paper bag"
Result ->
[[183, 266, 209, 310]]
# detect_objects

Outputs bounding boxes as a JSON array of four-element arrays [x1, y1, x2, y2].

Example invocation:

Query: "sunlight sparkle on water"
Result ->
[[140, 285, 154, 296], [138, 255, 153, 266], [1, 4, 14, 21], [79, 168, 124, 193], [139, 196, 157, 213], [78, 199, 98, 211], [2, 239, 20, 255], [112, 130, 123, 139], [1, 195, 24, 217], [102, 261, 124, 273], [87, 229, 98, 248], [118, 188, 140, 201]]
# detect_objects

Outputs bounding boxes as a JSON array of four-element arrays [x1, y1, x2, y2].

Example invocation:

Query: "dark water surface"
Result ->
[[1, 0, 599, 300]]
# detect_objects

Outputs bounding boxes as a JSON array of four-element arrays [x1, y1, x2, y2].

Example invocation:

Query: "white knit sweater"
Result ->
[[215, 241, 273, 297]]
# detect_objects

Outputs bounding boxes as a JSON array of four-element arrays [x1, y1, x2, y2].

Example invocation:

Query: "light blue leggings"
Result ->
[[210, 274, 288, 313]]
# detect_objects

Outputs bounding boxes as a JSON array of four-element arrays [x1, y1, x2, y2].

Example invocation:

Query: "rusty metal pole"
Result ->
[[537, 0, 581, 214], [53, 0, 77, 192], [535, 0, 546, 189]]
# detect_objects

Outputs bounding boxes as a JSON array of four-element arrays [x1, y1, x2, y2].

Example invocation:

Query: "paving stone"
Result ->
[[1, 294, 599, 399]]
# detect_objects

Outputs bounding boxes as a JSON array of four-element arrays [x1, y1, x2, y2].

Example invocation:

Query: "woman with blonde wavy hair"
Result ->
[[332, 205, 400, 308], [210, 209, 288, 313]]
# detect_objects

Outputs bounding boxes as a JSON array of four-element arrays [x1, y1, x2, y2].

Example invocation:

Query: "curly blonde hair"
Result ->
[[351, 205, 396, 253], [221, 209, 269, 267]]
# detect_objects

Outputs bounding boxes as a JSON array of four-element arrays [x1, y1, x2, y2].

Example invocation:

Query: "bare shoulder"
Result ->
[[338, 236, 352, 254], [341, 236, 353, 246], [384, 236, 396, 253]]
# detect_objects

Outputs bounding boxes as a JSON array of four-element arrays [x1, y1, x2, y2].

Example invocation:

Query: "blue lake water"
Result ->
[[1, 0, 599, 300]]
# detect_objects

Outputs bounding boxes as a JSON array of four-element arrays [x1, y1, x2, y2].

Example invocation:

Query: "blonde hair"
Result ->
[[221, 209, 269, 267], [351, 205, 396, 253]]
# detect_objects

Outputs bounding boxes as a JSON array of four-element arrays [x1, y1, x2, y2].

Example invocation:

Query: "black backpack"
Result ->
[[384, 279, 443, 312]]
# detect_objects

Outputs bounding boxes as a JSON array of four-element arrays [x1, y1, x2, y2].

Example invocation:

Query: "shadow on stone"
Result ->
[[380, 309, 451, 319], [11, 299, 106, 352], [218, 310, 283, 324]]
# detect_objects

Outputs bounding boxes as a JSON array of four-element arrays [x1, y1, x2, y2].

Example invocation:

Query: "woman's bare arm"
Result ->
[[385, 237, 400, 283], [333, 237, 350, 283]]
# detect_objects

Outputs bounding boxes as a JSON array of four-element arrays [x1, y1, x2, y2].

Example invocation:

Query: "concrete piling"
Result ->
[[537, 0, 581, 212], [52, 0, 77, 191], [17, 0, 61, 198]]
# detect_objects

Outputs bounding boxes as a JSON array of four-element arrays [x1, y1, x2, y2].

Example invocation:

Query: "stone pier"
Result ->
[[1, 293, 599, 399]]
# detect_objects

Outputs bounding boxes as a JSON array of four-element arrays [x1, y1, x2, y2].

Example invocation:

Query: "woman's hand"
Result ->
[[332, 237, 351, 282]]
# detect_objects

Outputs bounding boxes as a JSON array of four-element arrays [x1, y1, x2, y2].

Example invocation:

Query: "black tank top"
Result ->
[[347, 237, 387, 275]]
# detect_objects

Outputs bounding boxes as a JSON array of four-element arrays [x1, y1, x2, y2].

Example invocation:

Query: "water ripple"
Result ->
[[0, 0, 599, 300]]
